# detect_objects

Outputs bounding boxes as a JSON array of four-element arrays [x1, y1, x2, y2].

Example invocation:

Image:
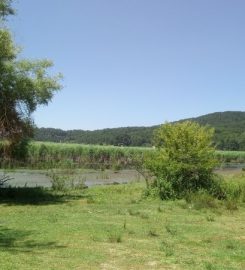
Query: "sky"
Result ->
[[7, 0, 245, 130]]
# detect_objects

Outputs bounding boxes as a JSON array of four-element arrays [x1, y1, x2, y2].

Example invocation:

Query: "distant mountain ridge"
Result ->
[[34, 111, 245, 150]]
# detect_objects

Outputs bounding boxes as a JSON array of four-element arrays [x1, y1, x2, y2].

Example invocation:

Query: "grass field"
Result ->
[[0, 180, 244, 270]]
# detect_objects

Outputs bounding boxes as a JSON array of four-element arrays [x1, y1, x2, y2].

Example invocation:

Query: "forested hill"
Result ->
[[34, 126, 157, 147], [34, 111, 245, 150], [185, 111, 245, 150]]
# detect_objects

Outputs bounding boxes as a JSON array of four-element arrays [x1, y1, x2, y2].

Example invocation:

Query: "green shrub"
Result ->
[[224, 181, 245, 202], [49, 173, 67, 191], [11, 137, 30, 161], [47, 169, 87, 191], [206, 174, 227, 199], [146, 121, 218, 199], [213, 178, 245, 204], [153, 177, 176, 200]]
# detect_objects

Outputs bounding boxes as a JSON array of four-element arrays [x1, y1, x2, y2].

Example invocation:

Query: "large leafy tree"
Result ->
[[0, 0, 62, 157], [0, 0, 14, 19]]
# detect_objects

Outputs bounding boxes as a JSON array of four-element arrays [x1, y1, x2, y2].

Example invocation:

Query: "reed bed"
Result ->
[[216, 150, 245, 163], [0, 141, 245, 169], [2, 142, 153, 169]]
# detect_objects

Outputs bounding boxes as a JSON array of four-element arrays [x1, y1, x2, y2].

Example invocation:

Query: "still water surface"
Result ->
[[0, 164, 244, 188], [0, 169, 143, 188]]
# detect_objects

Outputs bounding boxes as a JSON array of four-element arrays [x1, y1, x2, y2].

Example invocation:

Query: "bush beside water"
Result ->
[[145, 122, 245, 205]]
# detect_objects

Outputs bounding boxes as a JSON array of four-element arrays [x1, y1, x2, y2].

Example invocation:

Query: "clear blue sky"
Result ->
[[8, 0, 245, 130]]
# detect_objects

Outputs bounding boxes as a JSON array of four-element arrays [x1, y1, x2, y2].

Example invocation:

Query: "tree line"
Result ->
[[34, 111, 245, 150]]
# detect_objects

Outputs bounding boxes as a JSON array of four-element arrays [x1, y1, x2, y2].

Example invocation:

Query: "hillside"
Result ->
[[34, 111, 245, 150], [186, 111, 245, 150]]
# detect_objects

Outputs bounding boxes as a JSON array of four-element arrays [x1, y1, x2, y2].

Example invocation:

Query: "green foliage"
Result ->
[[34, 126, 155, 147], [1, 140, 245, 169], [10, 137, 30, 160], [184, 174, 245, 210], [47, 169, 86, 191], [0, 1, 62, 159], [0, 30, 62, 143], [0, 0, 15, 20], [114, 133, 132, 146], [216, 150, 245, 164], [5, 142, 151, 169], [34, 111, 245, 150], [153, 177, 176, 200], [222, 179, 245, 203], [146, 121, 218, 199], [0, 138, 245, 170], [49, 172, 67, 191]]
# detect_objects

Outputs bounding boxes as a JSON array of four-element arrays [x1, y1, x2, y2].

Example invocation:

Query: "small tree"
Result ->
[[146, 121, 218, 199]]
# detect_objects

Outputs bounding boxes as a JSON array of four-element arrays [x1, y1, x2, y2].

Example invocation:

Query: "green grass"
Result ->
[[0, 182, 244, 269]]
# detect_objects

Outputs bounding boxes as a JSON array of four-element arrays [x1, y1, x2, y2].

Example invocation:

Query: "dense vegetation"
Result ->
[[34, 111, 245, 150], [0, 141, 152, 169], [186, 111, 245, 150], [1, 141, 245, 170], [0, 0, 61, 159], [146, 121, 219, 199], [34, 126, 155, 147], [0, 2, 244, 270]]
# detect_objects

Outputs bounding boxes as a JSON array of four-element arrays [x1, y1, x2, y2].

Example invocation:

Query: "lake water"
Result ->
[[0, 169, 144, 188], [0, 164, 244, 188]]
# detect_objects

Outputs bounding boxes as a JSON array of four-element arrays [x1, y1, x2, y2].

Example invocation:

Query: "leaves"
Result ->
[[0, 2, 62, 158], [0, 0, 15, 20], [146, 121, 218, 198]]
